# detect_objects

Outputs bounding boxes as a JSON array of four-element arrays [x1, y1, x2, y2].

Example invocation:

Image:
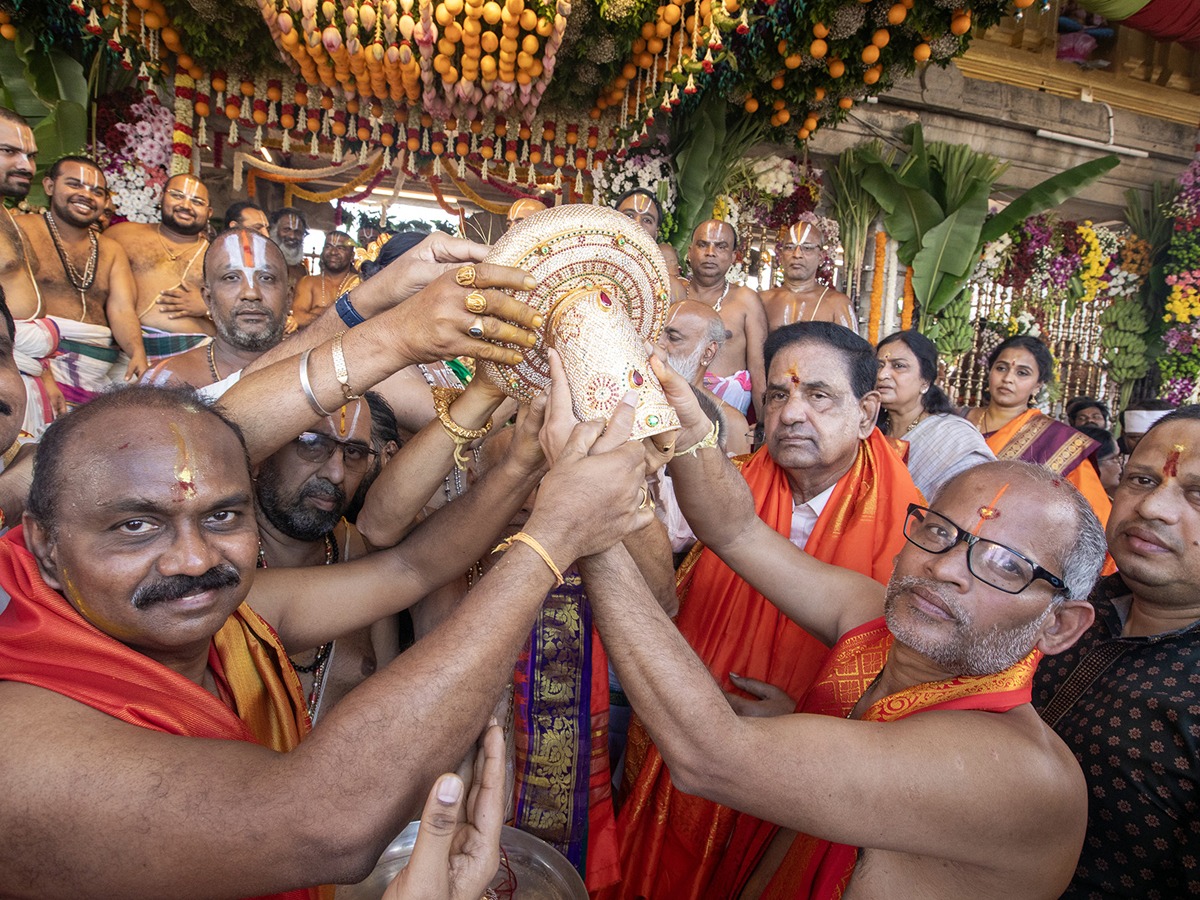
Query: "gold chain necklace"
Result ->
[[43, 210, 97, 321], [207, 341, 221, 384], [319, 270, 354, 310]]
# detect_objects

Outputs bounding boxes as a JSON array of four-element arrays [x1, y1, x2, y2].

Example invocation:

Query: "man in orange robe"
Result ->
[[587, 360, 1111, 898], [0, 374, 654, 896], [613, 322, 924, 899]]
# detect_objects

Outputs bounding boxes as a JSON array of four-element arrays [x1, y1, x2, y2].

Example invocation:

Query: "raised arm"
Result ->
[[0, 409, 654, 899], [219, 261, 541, 463], [582, 544, 1084, 876], [355, 375, 508, 550], [651, 354, 881, 645]]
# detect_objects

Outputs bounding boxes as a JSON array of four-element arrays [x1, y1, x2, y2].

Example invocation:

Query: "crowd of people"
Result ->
[[0, 101, 1196, 900]]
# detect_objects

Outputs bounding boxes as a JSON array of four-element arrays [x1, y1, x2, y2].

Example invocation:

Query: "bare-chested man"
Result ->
[[270, 206, 310, 295], [761, 217, 856, 332], [614, 188, 688, 302], [0, 109, 40, 322], [686, 219, 768, 420], [291, 230, 361, 331], [16, 157, 146, 409], [106, 173, 215, 361], [0, 108, 68, 438], [657, 300, 751, 456], [141, 229, 290, 399]]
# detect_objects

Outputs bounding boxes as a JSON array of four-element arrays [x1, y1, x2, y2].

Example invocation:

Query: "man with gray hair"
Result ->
[[596, 354, 1109, 898], [656, 299, 750, 456]]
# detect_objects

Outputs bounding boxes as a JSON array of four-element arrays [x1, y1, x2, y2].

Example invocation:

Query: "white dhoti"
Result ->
[[13, 317, 61, 440], [46, 317, 125, 409], [703, 369, 753, 415]]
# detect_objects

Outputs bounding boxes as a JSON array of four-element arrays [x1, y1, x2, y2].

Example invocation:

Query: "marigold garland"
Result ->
[[283, 153, 385, 205], [869, 229, 886, 344], [170, 69, 196, 175], [901, 265, 914, 330]]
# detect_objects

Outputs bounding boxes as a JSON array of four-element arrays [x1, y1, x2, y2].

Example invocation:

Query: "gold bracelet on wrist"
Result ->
[[331, 330, 361, 402], [675, 418, 720, 458], [431, 386, 493, 469], [492, 532, 564, 587]]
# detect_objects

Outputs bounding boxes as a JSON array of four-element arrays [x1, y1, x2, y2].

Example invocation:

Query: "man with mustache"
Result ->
[[685, 219, 768, 420], [16, 156, 147, 408], [0, 245, 658, 897], [253, 397, 383, 721], [760, 216, 856, 332], [106, 173, 215, 361], [223, 200, 271, 238], [0, 108, 70, 440], [593, 349, 1108, 897], [1034, 406, 1200, 898], [291, 230, 361, 331], [270, 206, 311, 297], [141, 228, 289, 399], [656, 300, 751, 457], [613, 321, 923, 896]]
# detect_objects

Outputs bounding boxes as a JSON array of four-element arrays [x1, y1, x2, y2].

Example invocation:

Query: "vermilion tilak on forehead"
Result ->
[[169, 423, 198, 500], [240, 229, 255, 267], [1164, 444, 1185, 478], [973, 483, 1010, 534]]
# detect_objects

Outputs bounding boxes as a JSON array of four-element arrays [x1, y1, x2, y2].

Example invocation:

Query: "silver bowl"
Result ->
[[336, 822, 588, 899]]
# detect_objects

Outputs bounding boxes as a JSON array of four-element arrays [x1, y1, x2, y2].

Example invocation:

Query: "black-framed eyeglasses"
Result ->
[[293, 431, 377, 472], [902, 504, 1065, 595]]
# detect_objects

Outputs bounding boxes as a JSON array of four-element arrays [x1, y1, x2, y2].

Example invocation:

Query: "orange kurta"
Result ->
[[609, 430, 923, 900], [0, 526, 325, 900]]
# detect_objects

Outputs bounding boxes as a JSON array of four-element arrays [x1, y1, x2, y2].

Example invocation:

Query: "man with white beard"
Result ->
[[657, 300, 751, 456], [269, 206, 310, 297]]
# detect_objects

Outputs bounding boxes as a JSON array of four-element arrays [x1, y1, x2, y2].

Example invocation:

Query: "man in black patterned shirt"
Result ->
[[1035, 405, 1200, 899]]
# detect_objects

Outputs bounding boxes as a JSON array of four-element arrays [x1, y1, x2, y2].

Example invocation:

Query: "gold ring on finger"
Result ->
[[455, 265, 477, 287], [468, 317, 485, 338], [465, 290, 488, 314], [638, 486, 651, 510]]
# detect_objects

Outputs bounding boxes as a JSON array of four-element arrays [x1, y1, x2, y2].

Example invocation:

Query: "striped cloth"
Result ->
[[141, 327, 210, 363]]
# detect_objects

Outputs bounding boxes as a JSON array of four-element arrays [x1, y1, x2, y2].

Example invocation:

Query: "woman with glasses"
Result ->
[[963, 334, 1111, 527], [876, 330, 993, 499]]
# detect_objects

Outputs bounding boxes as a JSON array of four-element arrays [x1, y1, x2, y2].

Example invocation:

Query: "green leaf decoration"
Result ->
[[26, 48, 88, 109], [980, 155, 1120, 245], [0, 37, 49, 120]]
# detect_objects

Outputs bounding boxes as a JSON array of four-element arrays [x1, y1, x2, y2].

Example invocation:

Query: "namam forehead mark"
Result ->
[[1164, 444, 1186, 478], [323, 398, 368, 440], [168, 175, 208, 203], [783, 223, 820, 247], [973, 482, 1010, 535], [0, 121, 36, 155], [213, 230, 276, 282], [623, 193, 656, 216], [696, 220, 734, 245], [168, 423, 198, 501], [58, 161, 105, 191]]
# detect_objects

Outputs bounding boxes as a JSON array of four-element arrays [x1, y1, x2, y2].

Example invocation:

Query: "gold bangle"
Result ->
[[676, 418, 720, 458], [331, 330, 361, 402], [431, 386, 493, 470], [492, 532, 564, 587]]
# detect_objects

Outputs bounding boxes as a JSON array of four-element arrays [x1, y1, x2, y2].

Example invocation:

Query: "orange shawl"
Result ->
[[760, 643, 1043, 900], [0, 527, 322, 900], [984, 408, 1111, 530], [609, 431, 922, 900]]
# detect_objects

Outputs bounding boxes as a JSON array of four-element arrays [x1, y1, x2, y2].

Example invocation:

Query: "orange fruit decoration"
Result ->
[[886, 3, 906, 23], [913, 42, 931, 61], [861, 44, 879, 64], [812, 22, 829, 38], [744, 97, 759, 112], [951, 10, 971, 34], [872, 28, 890, 47], [810, 38, 827, 58], [828, 57, 845, 77]]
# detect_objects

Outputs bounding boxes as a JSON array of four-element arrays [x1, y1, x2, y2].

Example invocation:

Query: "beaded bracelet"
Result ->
[[431, 386, 493, 469], [299, 348, 337, 417], [675, 418, 720, 458], [492, 532, 565, 588], [334, 291, 365, 328]]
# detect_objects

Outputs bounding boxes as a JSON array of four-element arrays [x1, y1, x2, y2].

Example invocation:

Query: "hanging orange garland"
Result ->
[[869, 230, 886, 344], [901, 265, 914, 331]]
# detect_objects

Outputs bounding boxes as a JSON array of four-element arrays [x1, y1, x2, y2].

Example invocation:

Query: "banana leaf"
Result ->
[[27, 47, 88, 109], [24, 99, 87, 207], [895, 122, 933, 195], [671, 95, 724, 253], [0, 37, 49, 120], [911, 181, 990, 312], [858, 161, 942, 264], [979, 154, 1120, 245]]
